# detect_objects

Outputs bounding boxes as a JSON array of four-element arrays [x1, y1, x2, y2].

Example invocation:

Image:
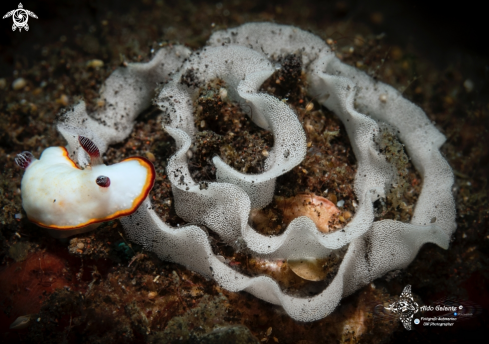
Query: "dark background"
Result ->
[[1, 0, 487, 87]]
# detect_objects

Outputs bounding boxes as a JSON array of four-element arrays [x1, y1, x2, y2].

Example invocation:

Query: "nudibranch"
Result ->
[[15, 136, 155, 238]]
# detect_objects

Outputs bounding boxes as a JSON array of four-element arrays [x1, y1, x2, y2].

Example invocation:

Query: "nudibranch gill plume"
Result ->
[[15, 136, 155, 238]]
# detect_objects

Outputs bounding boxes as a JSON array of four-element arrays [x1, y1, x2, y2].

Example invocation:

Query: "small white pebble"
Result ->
[[463, 79, 474, 93], [219, 87, 228, 100], [12, 77, 27, 91], [337, 200, 345, 207]]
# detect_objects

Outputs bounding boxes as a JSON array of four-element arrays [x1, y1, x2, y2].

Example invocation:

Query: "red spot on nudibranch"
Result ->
[[78, 136, 100, 158], [96, 175, 111, 187], [15, 151, 34, 169]]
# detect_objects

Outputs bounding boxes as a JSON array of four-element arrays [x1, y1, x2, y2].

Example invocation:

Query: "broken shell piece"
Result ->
[[12, 77, 27, 91], [10, 314, 34, 330], [287, 258, 329, 281], [275, 194, 340, 233]]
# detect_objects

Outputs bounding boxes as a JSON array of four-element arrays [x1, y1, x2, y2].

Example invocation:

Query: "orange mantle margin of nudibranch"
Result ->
[[29, 149, 156, 231]]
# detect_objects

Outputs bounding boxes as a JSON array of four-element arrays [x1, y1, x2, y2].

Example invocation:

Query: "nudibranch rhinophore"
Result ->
[[15, 136, 155, 238]]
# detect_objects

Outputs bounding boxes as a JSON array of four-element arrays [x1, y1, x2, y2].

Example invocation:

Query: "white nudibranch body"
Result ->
[[16, 137, 155, 238]]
